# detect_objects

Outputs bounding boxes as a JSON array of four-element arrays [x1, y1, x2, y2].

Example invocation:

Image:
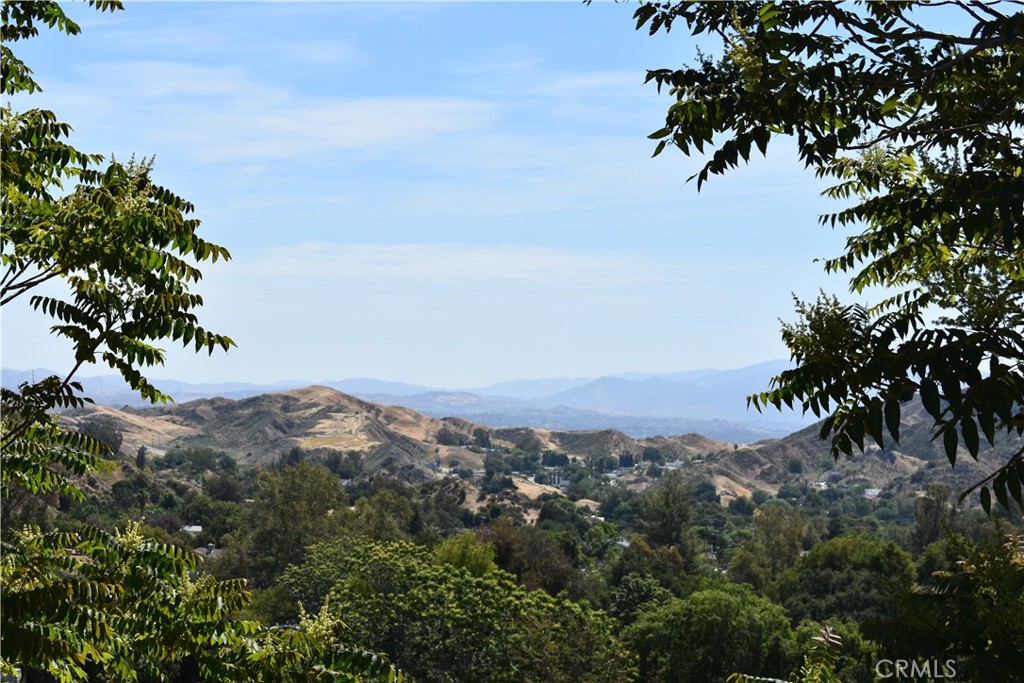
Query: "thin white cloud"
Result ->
[[228, 242, 674, 287], [34, 60, 497, 163], [86, 60, 268, 99], [174, 97, 496, 162], [83, 19, 226, 54], [531, 70, 647, 96]]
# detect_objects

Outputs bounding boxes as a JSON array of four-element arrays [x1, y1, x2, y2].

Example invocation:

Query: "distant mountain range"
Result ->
[[54, 385, 1009, 505], [2, 361, 810, 443]]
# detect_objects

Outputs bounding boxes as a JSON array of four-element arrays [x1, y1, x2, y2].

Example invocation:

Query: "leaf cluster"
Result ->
[[1, 5, 404, 682], [635, 1, 1024, 508], [279, 537, 636, 683]]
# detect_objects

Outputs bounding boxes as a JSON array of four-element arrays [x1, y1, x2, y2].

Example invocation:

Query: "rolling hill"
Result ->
[[6, 362, 809, 442], [57, 386, 1017, 507]]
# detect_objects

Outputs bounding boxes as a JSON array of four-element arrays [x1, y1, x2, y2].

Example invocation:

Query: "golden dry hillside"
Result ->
[[60, 387, 1012, 505]]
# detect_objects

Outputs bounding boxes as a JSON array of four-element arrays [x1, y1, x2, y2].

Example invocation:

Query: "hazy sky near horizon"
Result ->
[[4, 1, 855, 388]]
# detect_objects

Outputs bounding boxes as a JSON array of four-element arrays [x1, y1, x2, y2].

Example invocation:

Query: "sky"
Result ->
[[2, 1, 853, 388]]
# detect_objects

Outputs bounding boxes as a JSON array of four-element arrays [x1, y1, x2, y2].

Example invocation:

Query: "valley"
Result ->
[[61, 384, 1008, 509]]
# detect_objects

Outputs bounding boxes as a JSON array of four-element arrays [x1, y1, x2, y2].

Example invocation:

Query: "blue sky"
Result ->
[[3, 1, 851, 388]]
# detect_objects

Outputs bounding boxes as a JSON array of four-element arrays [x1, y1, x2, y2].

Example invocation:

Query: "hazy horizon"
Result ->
[[1, 358, 792, 392]]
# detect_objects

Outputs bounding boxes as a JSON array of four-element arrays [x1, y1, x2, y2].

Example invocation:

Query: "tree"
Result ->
[[0, 519, 406, 683], [218, 461, 347, 588], [1, 2, 240, 676], [342, 488, 415, 543], [279, 537, 636, 683], [477, 520, 590, 599], [633, 1, 1024, 510], [1, 520, 249, 682], [607, 572, 673, 625], [640, 470, 693, 547], [433, 530, 497, 577], [867, 533, 1024, 682], [1, 0, 234, 522], [1, 6, 405, 681], [755, 503, 807, 580], [729, 626, 845, 683], [628, 583, 797, 683], [911, 483, 954, 552], [609, 536, 693, 597], [776, 534, 915, 625], [204, 470, 244, 503]]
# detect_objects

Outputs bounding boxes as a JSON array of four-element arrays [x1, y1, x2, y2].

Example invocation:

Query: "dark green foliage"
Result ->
[[777, 534, 915, 625], [343, 488, 415, 543], [911, 484, 954, 552], [582, 519, 619, 561], [640, 470, 693, 547], [777, 482, 804, 502], [791, 621, 877, 683], [159, 446, 234, 475], [610, 537, 693, 598], [755, 503, 807, 578], [435, 425, 470, 446], [690, 478, 719, 504], [483, 452, 511, 477], [110, 478, 144, 513], [478, 519, 591, 599], [542, 449, 570, 467], [279, 537, 636, 683], [320, 448, 362, 479], [628, 583, 797, 683], [472, 427, 491, 448], [203, 471, 244, 503], [641, 446, 663, 464], [635, 0, 1024, 508], [729, 496, 756, 517], [218, 462, 346, 588], [868, 533, 1024, 682], [537, 497, 590, 536], [412, 478, 466, 541], [0, 3, 399, 680], [276, 445, 306, 469], [608, 572, 673, 625], [728, 503, 811, 599], [731, 623, 875, 683], [599, 486, 641, 528], [509, 428, 542, 455]]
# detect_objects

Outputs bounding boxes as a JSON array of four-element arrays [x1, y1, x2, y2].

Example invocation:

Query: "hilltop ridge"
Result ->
[[6, 361, 808, 442], [60, 385, 1013, 506]]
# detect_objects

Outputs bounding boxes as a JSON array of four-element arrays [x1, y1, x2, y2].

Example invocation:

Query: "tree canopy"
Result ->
[[1, 0, 234, 512], [279, 537, 637, 683], [868, 532, 1024, 681], [627, 583, 797, 683], [216, 462, 347, 589], [0, 4, 401, 681], [634, 1, 1024, 510]]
